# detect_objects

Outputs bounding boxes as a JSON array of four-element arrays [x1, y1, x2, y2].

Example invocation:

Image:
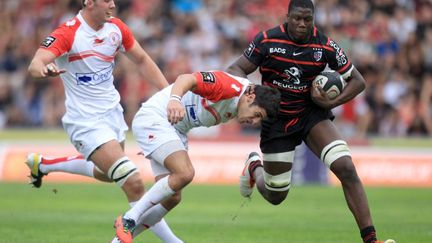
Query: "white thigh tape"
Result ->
[[320, 140, 351, 167], [264, 170, 292, 192], [262, 151, 294, 162], [107, 157, 138, 187]]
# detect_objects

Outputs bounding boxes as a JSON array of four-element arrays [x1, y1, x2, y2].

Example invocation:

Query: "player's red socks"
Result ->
[[361, 225, 377, 243]]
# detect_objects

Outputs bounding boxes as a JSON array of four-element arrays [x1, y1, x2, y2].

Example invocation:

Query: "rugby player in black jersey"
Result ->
[[228, 0, 393, 242]]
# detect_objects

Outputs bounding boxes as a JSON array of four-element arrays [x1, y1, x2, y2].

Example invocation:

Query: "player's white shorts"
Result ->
[[62, 104, 128, 159], [132, 107, 187, 176]]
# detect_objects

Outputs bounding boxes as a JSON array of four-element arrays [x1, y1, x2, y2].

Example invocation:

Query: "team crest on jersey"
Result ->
[[109, 32, 120, 46], [245, 42, 255, 57], [41, 36, 56, 48], [200, 72, 216, 83], [313, 50, 322, 61]]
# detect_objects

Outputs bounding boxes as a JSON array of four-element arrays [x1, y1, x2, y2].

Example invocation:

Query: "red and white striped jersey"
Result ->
[[140, 71, 250, 134], [40, 11, 135, 119]]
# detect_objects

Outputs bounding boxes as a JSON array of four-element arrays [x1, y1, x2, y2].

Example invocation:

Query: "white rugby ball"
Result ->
[[313, 71, 346, 99]]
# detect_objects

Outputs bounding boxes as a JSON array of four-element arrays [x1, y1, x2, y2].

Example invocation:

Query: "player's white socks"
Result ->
[[136, 204, 183, 242], [149, 218, 183, 243], [138, 203, 169, 229], [39, 155, 94, 177], [124, 176, 175, 222]]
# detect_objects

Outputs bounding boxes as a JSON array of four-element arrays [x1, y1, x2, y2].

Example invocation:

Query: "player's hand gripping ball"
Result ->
[[313, 71, 346, 99]]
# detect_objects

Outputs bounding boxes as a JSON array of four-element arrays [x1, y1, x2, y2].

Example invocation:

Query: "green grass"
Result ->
[[0, 183, 430, 242], [2, 129, 432, 148]]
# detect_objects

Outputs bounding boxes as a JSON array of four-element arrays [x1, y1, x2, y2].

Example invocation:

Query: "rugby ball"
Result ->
[[313, 71, 346, 99]]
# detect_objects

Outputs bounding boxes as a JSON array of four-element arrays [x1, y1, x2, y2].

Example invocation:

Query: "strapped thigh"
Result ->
[[107, 156, 138, 187], [262, 150, 295, 192], [320, 140, 351, 167]]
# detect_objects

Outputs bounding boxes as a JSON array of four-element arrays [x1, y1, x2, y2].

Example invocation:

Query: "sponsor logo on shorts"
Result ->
[[74, 141, 85, 151], [75, 64, 113, 85], [41, 36, 56, 48]]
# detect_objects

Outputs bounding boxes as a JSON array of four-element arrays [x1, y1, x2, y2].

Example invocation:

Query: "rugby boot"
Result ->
[[25, 153, 46, 188], [377, 240, 396, 243], [239, 152, 262, 197], [114, 216, 136, 243]]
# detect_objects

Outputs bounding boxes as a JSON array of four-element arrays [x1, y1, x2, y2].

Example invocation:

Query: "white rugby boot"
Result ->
[[239, 152, 262, 197]]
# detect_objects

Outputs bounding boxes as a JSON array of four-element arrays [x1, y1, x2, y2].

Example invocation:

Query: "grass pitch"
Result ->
[[0, 183, 430, 243]]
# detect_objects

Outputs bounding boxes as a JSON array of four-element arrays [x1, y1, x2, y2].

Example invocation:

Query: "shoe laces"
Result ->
[[122, 218, 136, 233]]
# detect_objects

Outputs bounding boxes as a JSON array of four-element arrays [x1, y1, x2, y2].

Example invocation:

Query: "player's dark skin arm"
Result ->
[[226, 55, 258, 77], [311, 67, 366, 110]]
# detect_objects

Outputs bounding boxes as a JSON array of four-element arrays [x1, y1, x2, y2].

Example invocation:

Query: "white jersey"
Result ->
[[40, 12, 135, 120], [140, 71, 250, 134]]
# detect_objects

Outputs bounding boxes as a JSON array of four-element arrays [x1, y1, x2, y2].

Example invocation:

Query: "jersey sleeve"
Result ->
[[324, 37, 354, 79], [242, 31, 267, 66], [110, 17, 135, 52], [192, 71, 244, 103], [40, 21, 77, 57]]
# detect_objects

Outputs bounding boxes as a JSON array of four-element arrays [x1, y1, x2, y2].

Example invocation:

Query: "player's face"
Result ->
[[237, 102, 267, 126], [286, 7, 314, 43], [92, 0, 116, 23]]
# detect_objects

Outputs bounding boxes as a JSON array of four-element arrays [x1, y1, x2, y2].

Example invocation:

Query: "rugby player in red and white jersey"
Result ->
[[112, 70, 280, 242], [26, 0, 182, 242]]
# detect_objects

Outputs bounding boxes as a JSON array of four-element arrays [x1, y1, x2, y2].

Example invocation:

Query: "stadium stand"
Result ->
[[0, 0, 431, 138]]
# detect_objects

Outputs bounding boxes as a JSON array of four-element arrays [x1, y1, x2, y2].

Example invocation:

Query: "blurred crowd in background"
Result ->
[[0, 0, 431, 139]]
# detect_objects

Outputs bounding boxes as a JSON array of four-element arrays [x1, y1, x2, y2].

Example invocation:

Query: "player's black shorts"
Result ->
[[260, 106, 334, 154]]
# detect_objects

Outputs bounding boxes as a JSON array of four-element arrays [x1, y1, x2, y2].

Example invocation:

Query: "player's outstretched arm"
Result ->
[[28, 49, 65, 79], [126, 40, 169, 90], [226, 55, 258, 78], [166, 74, 197, 124]]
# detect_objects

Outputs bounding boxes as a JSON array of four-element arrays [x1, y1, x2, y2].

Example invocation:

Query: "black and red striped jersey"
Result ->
[[243, 23, 353, 119]]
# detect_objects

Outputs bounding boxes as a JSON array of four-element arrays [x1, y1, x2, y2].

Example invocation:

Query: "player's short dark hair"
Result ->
[[252, 85, 281, 121], [288, 0, 315, 14]]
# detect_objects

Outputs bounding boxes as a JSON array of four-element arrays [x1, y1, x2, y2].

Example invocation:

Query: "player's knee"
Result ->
[[177, 168, 195, 187], [93, 166, 112, 182], [264, 170, 291, 192], [266, 190, 289, 205], [331, 159, 359, 183], [168, 192, 182, 206], [125, 174, 145, 196]]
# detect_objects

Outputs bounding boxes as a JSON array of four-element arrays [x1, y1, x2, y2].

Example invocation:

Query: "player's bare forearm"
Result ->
[[331, 68, 366, 108], [28, 58, 48, 79], [167, 74, 196, 124], [127, 40, 169, 90], [226, 55, 257, 78], [139, 59, 169, 90], [171, 74, 197, 97], [28, 49, 64, 79]]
